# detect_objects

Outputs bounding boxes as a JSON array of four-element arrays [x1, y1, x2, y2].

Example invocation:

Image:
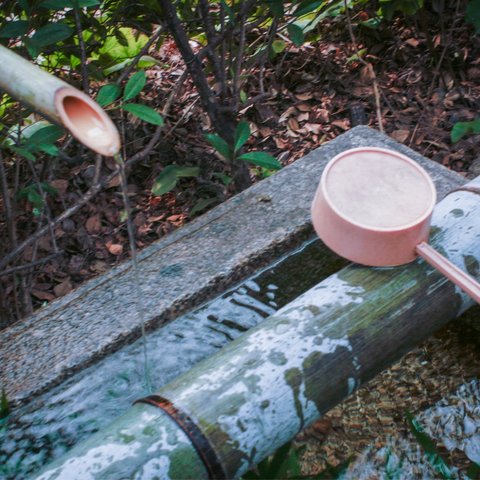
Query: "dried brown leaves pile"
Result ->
[[1, 6, 479, 325]]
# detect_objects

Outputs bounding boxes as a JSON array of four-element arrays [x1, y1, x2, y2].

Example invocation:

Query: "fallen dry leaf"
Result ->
[[274, 137, 290, 149], [317, 109, 330, 123], [54, 279, 73, 297], [91, 261, 108, 273], [32, 290, 55, 301], [390, 129, 410, 143], [405, 38, 420, 48], [287, 117, 300, 132], [295, 92, 313, 101], [279, 106, 297, 123], [86, 215, 102, 235], [331, 119, 350, 130], [297, 112, 310, 122], [106, 242, 123, 256], [296, 102, 312, 112], [305, 123, 323, 134], [50, 179, 69, 195], [106, 174, 121, 189]]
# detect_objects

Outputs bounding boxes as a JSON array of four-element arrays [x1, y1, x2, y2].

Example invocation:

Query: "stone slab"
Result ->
[[0, 126, 465, 406]]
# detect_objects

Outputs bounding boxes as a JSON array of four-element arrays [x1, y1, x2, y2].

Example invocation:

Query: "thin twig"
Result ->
[[73, 4, 90, 93], [0, 253, 63, 278], [92, 154, 102, 185], [343, 0, 383, 132], [164, 97, 199, 137], [26, 157, 59, 254], [162, 70, 188, 116], [0, 151, 17, 248], [232, 15, 247, 111]]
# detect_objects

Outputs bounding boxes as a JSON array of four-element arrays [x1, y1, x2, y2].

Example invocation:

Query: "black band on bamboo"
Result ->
[[134, 395, 227, 480]]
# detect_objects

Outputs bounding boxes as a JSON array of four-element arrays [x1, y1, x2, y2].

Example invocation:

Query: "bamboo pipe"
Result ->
[[35, 177, 480, 479], [0, 45, 120, 156]]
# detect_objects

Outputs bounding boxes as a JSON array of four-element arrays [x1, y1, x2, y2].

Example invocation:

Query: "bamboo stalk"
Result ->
[[35, 178, 480, 479], [0, 45, 119, 156]]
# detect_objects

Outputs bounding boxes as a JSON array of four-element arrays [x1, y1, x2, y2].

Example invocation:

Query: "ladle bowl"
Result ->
[[311, 147, 480, 303]]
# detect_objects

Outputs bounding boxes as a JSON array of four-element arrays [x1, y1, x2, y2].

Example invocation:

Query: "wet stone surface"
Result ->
[[0, 240, 343, 479], [0, 126, 465, 408]]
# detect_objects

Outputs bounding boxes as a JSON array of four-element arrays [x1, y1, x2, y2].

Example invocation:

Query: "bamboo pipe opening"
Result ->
[[54, 87, 120, 157]]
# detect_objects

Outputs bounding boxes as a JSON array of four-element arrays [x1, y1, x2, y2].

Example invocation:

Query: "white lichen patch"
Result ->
[[244, 280, 261, 292], [343, 437, 465, 480], [429, 182, 480, 313], [36, 441, 143, 480], [347, 377, 356, 395], [417, 379, 480, 464]]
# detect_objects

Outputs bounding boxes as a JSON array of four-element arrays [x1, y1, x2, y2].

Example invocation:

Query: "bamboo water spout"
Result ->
[[35, 177, 480, 479], [0, 45, 119, 156]]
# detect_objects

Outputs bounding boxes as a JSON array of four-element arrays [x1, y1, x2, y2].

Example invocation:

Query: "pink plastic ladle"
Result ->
[[311, 147, 480, 303]]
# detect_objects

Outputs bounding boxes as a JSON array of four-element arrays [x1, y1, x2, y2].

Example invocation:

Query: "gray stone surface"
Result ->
[[0, 126, 465, 406]]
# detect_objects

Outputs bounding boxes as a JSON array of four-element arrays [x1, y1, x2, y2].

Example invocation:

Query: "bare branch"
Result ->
[[0, 151, 17, 248], [0, 252, 63, 278], [198, 0, 223, 83], [73, 4, 90, 93]]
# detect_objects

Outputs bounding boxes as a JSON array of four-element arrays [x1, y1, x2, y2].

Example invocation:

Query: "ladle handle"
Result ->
[[416, 242, 480, 304]]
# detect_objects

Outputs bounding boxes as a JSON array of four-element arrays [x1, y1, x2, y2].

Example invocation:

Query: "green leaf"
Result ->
[[287, 24, 305, 47], [38, 143, 60, 156], [238, 152, 282, 170], [220, 0, 235, 24], [121, 104, 164, 125], [30, 23, 73, 48], [205, 133, 232, 160], [406, 412, 455, 480], [234, 121, 250, 153], [272, 39, 286, 54], [239, 90, 248, 104], [466, 461, 480, 479], [294, 0, 323, 16], [41, 0, 99, 8], [172, 166, 199, 178], [123, 71, 146, 101], [26, 125, 64, 147], [258, 441, 293, 478], [466, 0, 480, 33], [97, 84, 121, 107], [138, 55, 160, 69], [213, 172, 232, 186], [26, 189, 44, 209], [9, 146, 36, 162], [451, 119, 480, 143], [152, 165, 200, 196], [268, 0, 284, 17], [0, 389, 9, 420], [0, 20, 29, 39], [98, 28, 148, 72], [189, 197, 217, 216]]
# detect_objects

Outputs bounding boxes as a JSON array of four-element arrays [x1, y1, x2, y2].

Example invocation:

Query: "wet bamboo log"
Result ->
[[0, 45, 119, 156], [36, 177, 480, 479]]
